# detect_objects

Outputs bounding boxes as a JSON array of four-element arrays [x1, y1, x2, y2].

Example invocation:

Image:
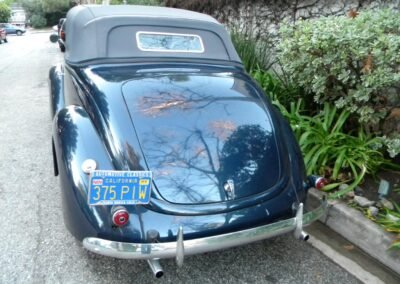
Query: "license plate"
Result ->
[[88, 170, 152, 206]]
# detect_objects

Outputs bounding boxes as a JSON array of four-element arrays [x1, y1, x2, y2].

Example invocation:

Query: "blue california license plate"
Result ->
[[88, 170, 152, 206]]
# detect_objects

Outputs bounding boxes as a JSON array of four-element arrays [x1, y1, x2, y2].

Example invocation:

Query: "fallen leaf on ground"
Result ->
[[343, 244, 355, 251]]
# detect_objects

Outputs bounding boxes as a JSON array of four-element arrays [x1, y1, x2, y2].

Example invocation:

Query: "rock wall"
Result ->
[[165, 0, 400, 38]]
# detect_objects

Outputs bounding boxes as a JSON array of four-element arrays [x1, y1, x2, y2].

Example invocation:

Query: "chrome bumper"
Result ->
[[83, 199, 327, 262]]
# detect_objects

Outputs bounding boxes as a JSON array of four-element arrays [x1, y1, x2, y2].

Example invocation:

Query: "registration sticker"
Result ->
[[88, 170, 152, 206]]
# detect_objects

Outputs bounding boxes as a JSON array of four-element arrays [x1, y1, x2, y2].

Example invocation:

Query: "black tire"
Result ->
[[4, 38, 7, 43], [60, 44, 65, 52], [16, 30, 22, 36]]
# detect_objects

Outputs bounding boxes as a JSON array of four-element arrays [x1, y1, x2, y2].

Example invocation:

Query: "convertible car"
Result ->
[[49, 5, 327, 278]]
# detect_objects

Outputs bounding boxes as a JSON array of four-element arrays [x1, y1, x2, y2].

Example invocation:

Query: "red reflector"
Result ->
[[112, 208, 129, 227], [315, 177, 328, 190]]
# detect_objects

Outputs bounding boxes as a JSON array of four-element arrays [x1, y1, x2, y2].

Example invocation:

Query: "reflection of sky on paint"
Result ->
[[138, 32, 203, 52]]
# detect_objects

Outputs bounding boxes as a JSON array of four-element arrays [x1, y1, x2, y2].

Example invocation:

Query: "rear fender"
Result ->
[[272, 108, 307, 201], [49, 64, 65, 118], [53, 105, 115, 240]]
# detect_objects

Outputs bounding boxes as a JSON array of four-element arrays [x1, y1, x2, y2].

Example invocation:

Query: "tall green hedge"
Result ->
[[278, 9, 400, 157], [0, 3, 11, 23]]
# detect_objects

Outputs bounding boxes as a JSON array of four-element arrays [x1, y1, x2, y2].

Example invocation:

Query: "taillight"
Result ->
[[308, 175, 328, 190], [315, 177, 328, 190], [61, 30, 65, 40], [112, 207, 129, 227]]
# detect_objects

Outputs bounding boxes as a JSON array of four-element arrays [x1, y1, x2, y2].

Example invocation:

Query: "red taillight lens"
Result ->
[[61, 31, 65, 40], [315, 177, 328, 190], [112, 208, 129, 227]]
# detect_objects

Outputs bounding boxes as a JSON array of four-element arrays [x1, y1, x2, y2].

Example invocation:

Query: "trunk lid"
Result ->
[[122, 72, 282, 204]]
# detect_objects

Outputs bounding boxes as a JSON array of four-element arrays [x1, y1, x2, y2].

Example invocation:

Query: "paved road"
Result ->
[[0, 32, 361, 284]]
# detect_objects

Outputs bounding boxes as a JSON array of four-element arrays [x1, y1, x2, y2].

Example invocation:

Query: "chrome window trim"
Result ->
[[136, 31, 205, 53]]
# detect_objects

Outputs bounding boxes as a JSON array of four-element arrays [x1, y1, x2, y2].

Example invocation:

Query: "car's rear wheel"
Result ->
[[60, 45, 65, 52], [16, 30, 22, 36], [4, 38, 7, 43]]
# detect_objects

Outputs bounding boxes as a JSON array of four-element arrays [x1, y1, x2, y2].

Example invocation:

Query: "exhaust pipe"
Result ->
[[293, 203, 310, 241], [147, 259, 164, 278], [297, 231, 310, 241]]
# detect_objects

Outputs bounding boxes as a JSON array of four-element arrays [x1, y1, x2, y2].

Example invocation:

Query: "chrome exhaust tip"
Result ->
[[147, 259, 164, 278], [298, 231, 310, 241]]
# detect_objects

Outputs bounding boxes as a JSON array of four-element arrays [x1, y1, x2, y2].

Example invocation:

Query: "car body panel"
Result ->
[[52, 62, 307, 242], [121, 72, 282, 204], [53, 104, 302, 243], [58, 19, 66, 52], [49, 5, 317, 263], [0, 28, 7, 43]]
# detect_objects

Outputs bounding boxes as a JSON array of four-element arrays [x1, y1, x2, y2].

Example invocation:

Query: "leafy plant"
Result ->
[[251, 69, 311, 111], [277, 9, 400, 157], [277, 100, 390, 198], [0, 2, 11, 23], [231, 30, 273, 72], [374, 203, 400, 250]]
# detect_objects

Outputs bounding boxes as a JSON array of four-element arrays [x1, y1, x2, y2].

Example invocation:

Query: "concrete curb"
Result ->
[[308, 188, 400, 274], [28, 29, 52, 34]]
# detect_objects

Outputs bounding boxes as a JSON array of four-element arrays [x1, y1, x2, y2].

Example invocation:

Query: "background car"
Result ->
[[57, 19, 66, 52], [0, 28, 7, 44], [57, 18, 65, 32], [0, 23, 26, 36]]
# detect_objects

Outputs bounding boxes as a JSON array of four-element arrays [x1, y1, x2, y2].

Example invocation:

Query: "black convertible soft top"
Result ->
[[64, 5, 241, 65]]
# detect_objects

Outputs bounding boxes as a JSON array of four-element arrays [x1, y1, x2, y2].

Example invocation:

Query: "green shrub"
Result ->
[[278, 9, 400, 157], [0, 3, 11, 23], [30, 14, 47, 28], [253, 70, 400, 199]]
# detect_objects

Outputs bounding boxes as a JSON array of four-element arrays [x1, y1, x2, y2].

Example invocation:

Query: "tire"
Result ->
[[4, 38, 7, 43], [16, 30, 22, 36]]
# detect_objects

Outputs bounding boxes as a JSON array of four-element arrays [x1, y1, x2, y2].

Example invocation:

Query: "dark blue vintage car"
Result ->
[[49, 5, 327, 278]]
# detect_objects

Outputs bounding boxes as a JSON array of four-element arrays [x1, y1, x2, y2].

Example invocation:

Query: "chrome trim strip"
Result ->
[[136, 31, 205, 53], [83, 199, 327, 260], [294, 203, 304, 239], [176, 226, 184, 267]]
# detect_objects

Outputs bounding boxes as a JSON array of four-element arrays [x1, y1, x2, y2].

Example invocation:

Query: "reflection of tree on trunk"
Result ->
[[220, 125, 273, 191], [137, 76, 254, 117], [144, 123, 272, 203]]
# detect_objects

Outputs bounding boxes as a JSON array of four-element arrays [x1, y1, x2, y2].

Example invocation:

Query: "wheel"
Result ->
[[59, 44, 65, 52], [16, 30, 22, 36], [4, 38, 7, 43]]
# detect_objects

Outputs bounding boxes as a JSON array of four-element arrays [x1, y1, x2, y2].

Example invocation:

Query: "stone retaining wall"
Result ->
[[165, 0, 400, 38]]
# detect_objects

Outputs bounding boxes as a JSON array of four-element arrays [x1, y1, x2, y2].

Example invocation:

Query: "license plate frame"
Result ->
[[88, 170, 152, 206]]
